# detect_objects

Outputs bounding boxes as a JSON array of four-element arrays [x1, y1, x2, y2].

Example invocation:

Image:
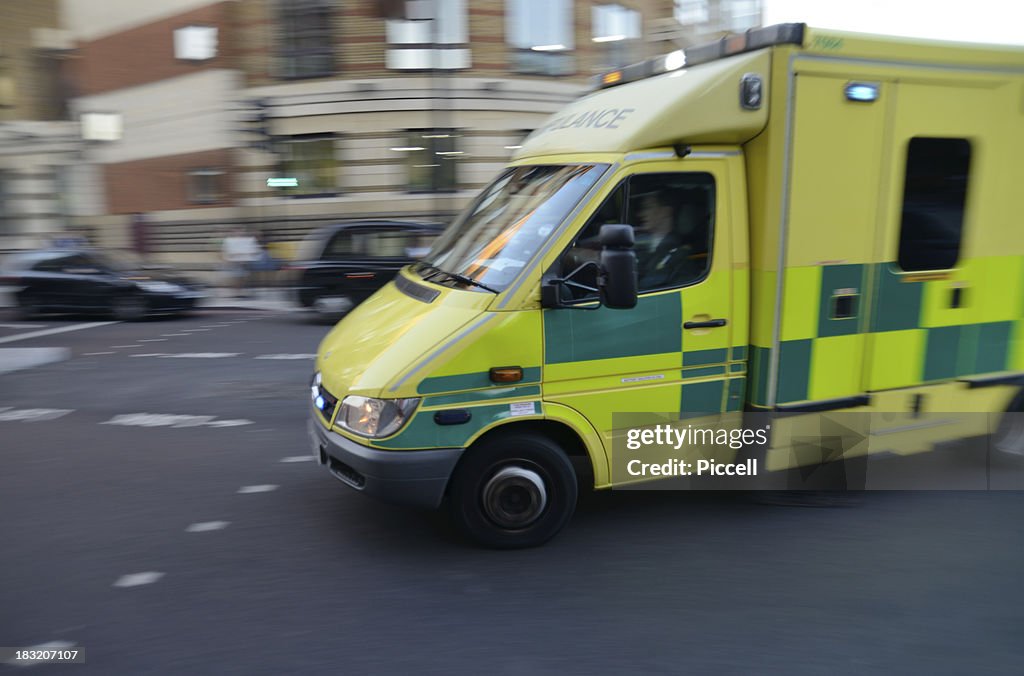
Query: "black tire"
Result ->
[[110, 294, 147, 321], [448, 433, 578, 549], [15, 292, 40, 320]]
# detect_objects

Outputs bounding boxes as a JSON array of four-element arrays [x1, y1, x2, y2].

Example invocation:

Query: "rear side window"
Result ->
[[33, 256, 72, 272], [897, 137, 971, 272]]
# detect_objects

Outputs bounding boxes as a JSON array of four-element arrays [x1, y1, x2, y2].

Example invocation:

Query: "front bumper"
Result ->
[[308, 413, 463, 509]]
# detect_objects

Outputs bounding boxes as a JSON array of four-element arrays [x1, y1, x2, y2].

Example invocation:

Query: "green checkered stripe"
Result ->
[[748, 258, 1024, 407]]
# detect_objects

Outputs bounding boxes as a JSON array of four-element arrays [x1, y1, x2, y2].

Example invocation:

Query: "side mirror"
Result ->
[[598, 224, 637, 309]]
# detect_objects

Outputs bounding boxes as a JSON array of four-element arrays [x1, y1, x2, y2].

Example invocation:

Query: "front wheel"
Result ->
[[448, 433, 578, 549], [110, 294, 147, 321], [15, 292, 40, 320]]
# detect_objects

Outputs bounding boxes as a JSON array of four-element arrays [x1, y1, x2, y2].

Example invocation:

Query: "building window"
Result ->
[[187, 168, 224, 204], [174, 25, 218, 61], [507, 0, 575, 75], [727, 0, 761, 31], [277, 0, 335, 79], [897, 137, 971, 272], [80, 112, 122, 142], [397, 130, 458, 192], [277, 135, 337, 196], [386, 0, 470, 70], [674, 0, 709, 25], [592, 4, 642, 69]]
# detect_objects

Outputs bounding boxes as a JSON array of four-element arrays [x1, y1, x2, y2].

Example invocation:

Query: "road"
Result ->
[[1, 308, 1022, 675]]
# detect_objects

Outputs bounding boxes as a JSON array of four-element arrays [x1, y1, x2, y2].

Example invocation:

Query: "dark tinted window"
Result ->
[[897, 137, 971, 272], [33, 256, 73, 272], [559, 172, 714, 301]]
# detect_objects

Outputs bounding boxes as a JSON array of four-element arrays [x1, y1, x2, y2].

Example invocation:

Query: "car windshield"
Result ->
[[418, 164, 609, 292]]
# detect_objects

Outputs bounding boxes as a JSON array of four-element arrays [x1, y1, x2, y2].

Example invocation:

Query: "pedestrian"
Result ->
[[221, 228, 261, 298]]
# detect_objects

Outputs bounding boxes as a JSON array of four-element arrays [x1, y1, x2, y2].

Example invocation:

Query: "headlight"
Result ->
[[137, 280, 181, 293], [337, 395, 420, 438]]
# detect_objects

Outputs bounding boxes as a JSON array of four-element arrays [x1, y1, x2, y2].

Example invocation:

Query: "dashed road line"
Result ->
[[0, 347, 70, 375], [113, 572, 164, 588], [138, 338, 166, 342], [0, 322, 45, 329], [100, 413, 251, 428], [238, 484, 278, 494], [109, 344, 141, 349], [161, 333, 190, 337], [0, 321, 117, 345], [0, 407, 73, 422], [83, 351, 115, 356], [186, 521, 230, 533], [254, 353, 316, 360], [161, 352, 240, 358]]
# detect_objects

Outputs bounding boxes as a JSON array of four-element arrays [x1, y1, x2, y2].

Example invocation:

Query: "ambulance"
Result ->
[[308, 24, 1024, 547]]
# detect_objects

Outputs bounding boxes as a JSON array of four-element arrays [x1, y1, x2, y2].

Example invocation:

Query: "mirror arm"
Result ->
[[544, 261, 603, 310]]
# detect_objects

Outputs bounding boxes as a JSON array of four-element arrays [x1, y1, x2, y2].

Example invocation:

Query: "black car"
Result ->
[[1, 249, 206, 320], [290, 220, 443, 317]]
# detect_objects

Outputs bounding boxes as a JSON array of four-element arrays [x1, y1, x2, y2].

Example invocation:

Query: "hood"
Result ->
[[316, 271, 492, 399]]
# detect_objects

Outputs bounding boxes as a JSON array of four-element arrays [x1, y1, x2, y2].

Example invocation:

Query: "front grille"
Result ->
[[312, 374, 339, 422], [319, 387, 339, 422], [327, 456, 366, 488]]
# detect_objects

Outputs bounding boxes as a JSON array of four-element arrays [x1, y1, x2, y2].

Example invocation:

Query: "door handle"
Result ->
[[684, 318, 727, 329]]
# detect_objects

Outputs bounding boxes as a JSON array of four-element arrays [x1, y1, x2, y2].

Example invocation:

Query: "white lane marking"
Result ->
[[161, 333, 190, 337], [238, 484, 278, 494], [4, 640, 76, 667], [280, 455, 314, 463], [159, 352, 239, 359], [186, 521, 230, 532], [206, 419, 252, 427], [100, 413, 244, 428], [0, 347, 70, 375], [182, 328, 211, 332], [0, 322, 46, 329], [109, 345, 141, 349], [254, 353, 316, 360], [113, 572, 164, 588], [0, 408, 73, 422], [83, 351, 115, 356], [0, 321, 117, 345], [130, 353, 167, 357], [138, 338, 166, 342]]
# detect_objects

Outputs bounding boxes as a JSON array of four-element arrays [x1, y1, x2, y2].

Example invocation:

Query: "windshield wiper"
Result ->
[[415, 261, 498, 294]]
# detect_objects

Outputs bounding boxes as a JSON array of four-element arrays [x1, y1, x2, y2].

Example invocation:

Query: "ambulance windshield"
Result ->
[[416, 163, 609, 292]]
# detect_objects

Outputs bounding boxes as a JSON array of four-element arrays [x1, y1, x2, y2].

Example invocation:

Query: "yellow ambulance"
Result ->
[[308, 24, 1024, 547]]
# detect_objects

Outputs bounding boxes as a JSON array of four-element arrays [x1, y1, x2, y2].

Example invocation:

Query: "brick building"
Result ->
[[59, 0, 760, 272], [0, 0, 96, 251]]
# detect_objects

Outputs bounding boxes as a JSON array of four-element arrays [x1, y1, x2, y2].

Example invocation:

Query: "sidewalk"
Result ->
[[202, 286, 301, 312]]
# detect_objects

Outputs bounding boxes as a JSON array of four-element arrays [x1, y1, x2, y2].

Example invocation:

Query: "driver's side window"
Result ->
[[558, 172, 715, 301]]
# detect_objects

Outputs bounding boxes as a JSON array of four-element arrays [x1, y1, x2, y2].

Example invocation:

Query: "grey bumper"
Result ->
[[308, 414, 464, 509]]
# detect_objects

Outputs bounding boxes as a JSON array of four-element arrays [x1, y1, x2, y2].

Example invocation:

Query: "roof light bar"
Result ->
[[593, 22, 806, 91]]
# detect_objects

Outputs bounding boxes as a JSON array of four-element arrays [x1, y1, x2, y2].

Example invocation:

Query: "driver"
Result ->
[[636, 191, 708, 289]]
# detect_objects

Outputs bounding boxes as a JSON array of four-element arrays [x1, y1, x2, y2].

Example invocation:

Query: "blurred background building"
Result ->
[[0, 0, 762, 276]]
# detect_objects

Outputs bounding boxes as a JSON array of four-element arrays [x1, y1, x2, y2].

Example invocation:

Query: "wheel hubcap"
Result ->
[[482, 465, 547, 529]]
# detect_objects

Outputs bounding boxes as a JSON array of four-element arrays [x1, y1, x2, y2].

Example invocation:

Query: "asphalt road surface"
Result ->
[[1, 309, 1022, 675]]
